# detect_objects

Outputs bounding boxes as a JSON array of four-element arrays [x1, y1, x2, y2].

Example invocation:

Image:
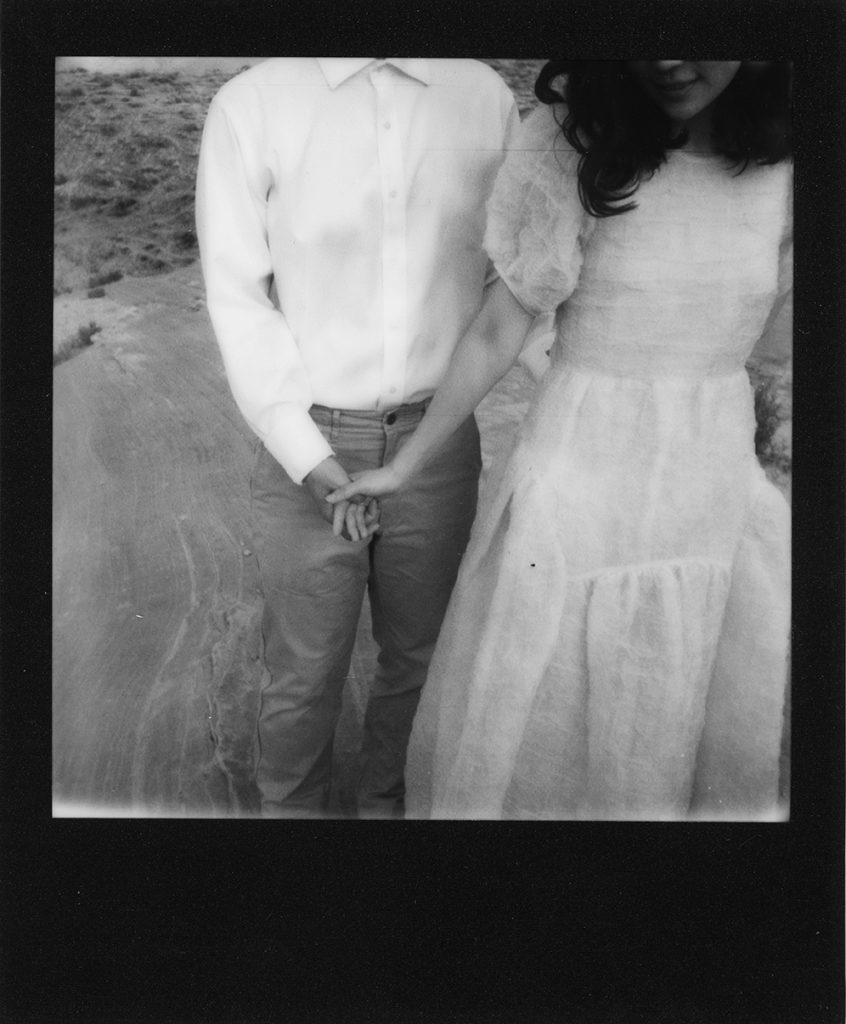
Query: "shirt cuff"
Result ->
[[260, 406, 335, 485]]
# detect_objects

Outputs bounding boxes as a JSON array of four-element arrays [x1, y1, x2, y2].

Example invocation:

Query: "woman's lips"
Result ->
[[652, 78, 697, 97]]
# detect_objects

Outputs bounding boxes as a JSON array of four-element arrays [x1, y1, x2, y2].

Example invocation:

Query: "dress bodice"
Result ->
[[485, 103, 793, 380]]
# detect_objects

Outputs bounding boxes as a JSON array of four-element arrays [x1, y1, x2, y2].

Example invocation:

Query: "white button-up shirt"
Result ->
[[196, 58, 519, 482]]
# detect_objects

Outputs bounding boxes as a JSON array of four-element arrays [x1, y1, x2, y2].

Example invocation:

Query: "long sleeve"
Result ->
[[196, 96, 333, 484], [197, 58, 518, 478]]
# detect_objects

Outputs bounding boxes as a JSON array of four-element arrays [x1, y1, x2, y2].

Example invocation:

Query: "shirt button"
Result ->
[[385, 412, 397, 425]]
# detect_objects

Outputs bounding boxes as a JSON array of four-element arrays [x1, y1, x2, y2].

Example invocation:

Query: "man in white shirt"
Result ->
[[196, 57, 518, 817]]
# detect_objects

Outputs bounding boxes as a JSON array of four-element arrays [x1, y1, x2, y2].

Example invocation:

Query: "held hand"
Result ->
[[304, 457, 380, 542], [331, 495, 380, 543]]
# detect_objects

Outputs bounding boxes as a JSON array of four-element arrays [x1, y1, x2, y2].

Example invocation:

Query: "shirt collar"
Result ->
[[316, 58, 430, 89]]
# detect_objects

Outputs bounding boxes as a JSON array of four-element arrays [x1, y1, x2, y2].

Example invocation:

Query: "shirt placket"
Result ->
[[371, 65, 408, 409]]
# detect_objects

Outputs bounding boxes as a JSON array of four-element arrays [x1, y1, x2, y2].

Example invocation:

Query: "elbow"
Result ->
[[487, 319, 534, 375]]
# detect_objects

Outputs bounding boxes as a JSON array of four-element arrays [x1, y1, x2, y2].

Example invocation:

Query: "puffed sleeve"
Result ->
[[484, 102, 592, 317]]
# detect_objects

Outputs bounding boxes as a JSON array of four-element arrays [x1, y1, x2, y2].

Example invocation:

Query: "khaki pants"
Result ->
[[250, 402, 481, 817]]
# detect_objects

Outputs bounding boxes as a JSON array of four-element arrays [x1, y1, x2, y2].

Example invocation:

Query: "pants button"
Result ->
[[385, 412, 397, 425]]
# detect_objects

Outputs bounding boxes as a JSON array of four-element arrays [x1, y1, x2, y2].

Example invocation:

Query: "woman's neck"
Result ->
[[673, 106, 715, 153]]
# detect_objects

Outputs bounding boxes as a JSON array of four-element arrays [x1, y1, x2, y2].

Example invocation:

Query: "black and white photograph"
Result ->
[[2, 3, 843, 1020], [53, 57, 793, 821]]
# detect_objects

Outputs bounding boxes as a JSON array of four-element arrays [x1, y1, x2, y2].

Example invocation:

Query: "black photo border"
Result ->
[[2, 1, 844, 1021]]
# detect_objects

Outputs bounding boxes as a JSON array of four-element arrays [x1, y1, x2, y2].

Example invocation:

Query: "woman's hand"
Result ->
[[326, 464, 406, 537]]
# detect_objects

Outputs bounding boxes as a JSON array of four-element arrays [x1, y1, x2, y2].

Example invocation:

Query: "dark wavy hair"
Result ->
[[535, 61, 793, 218]]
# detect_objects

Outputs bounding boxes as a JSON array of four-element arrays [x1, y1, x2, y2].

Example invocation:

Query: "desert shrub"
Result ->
[[81, 171, 115, 189], [109, 196, 138, 216], [158, 190, 194, 215], [99, 123, 119, 137], [88, 269, 123, 287], [78, 321, 101, 344], [54, 172, 69, 186], [753, 376, 791, 476], [126, 172, 159, 192], [54, 321, 102, 366], [65, 86, 84, 98], [138, 253, 168, 272], [138, 134, 173, 150], [87, 287, 106, 298], [69, 194, 102, 210], [174, 229, 197, 251]]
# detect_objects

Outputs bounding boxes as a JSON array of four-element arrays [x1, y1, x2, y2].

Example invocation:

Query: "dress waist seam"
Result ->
[[554, 353, 748, 382]]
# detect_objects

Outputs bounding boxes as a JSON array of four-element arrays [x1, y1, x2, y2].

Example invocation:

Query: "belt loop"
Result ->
[[331, 409, 341, 443]]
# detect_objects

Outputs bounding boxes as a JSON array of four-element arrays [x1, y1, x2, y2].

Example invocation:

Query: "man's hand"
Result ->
[[304, 457, 380, 542]]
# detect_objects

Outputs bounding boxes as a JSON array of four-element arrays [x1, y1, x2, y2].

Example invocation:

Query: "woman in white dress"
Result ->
[[329, 61, 793, 820]]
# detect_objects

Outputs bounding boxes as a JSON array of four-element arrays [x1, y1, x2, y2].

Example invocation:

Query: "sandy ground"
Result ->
[[53, 61, 792, 817]]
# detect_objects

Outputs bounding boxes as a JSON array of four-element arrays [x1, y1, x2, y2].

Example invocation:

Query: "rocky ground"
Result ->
[[52, 261, 536, 818], [52, 59, 791, 817]]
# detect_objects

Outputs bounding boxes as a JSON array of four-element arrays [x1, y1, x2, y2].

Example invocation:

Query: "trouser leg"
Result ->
[[357, 415, 481, 817], [250, 441, 370, 817]]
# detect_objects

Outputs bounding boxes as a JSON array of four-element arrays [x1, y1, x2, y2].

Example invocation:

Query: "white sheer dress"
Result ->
[[404, 102, 792, 820]]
